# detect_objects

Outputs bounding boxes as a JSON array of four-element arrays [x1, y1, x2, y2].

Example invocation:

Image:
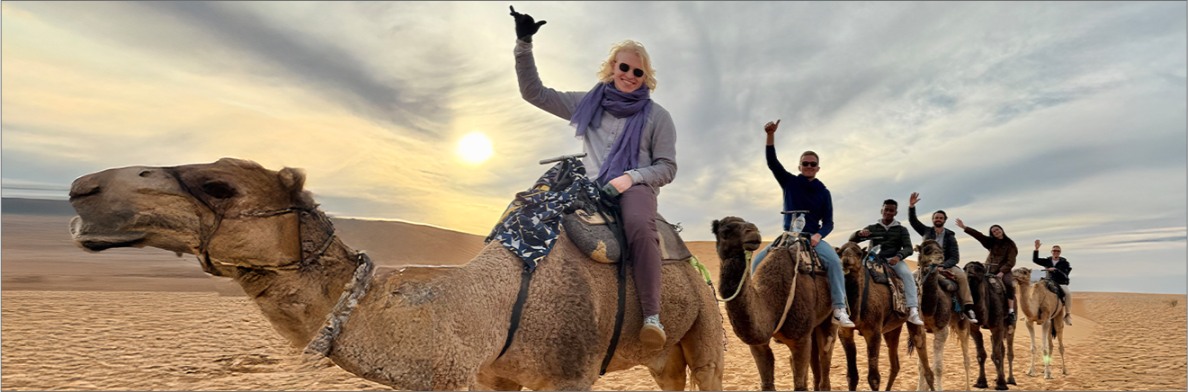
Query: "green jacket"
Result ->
[[849, 220, 914, 261]]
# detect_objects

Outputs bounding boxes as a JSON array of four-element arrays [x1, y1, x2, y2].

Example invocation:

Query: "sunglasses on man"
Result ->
[[618, 63, 645, 78], [801, 161, 819, 168]]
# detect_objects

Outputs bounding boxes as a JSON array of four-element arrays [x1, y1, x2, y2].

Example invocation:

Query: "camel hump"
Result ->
[[562, 211, 692, 265]]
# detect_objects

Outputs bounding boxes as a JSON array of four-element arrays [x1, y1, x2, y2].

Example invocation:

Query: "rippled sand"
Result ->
[[3, 290, 1184, 390]]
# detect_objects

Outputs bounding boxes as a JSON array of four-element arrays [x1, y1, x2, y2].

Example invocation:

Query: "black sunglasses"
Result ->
[[801, 161, 818, 168], [618, 63, 645, 78]]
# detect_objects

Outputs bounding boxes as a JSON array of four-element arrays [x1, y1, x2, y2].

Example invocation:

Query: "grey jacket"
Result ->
[[514, 40, 677, 189]]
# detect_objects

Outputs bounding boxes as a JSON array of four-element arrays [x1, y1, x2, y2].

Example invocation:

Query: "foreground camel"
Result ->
[[711, 216, 835, 391], [836, 242, 934, 391], [67, 158, 724, 390], [1012, 267, 1068, 379], [914, 239, 973, 391], [964, 261, 1012, 390]]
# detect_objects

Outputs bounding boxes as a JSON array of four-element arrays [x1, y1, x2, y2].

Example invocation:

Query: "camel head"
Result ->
[[915, 239, 944, 271], [836, 241, 866, 276], [69, 158, 316, 276], [964, 261, 989, 284], [1011, 267, 1032, 286], [711, 216, 762, 257]]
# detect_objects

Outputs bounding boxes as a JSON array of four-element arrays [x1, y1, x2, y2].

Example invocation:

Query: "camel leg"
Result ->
[[990, 328, 1008, 390], [749, 344, 777, 391], [814, 322, 837, 391], [1057, 324, 1068, 376], [1042, 320, 1053, 379], [884, 326, 902, 391], [908, 323, 935, 391], [865, 329, 884, 391], [840, 327, 860, 391], [647, 346, 687, 391], [970, 327, 989, 389], [956, 323, 972, 391], [680, 333, 723, 391], [1025, 319, 1037, 376], [921, 326, 947, 391], [788, 340, 813, 391], [473, 374, 522, 391], [1006, 323, 1016, 385]]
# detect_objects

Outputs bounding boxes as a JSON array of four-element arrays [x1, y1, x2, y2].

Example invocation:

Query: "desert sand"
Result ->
[[3, 212, 1186, 390]]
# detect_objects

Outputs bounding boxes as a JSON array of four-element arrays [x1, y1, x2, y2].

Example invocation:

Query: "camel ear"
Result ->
[[914, 245, 920, 253], [710, 219, 721, 236], [279, 167, 306, 192], [834, 247, 841, 254]]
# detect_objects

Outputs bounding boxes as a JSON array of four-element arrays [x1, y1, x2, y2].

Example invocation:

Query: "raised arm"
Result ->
[[1032, 250, 1054, 268], [514, 41, 586, 120], [907, 193, 929, 236]]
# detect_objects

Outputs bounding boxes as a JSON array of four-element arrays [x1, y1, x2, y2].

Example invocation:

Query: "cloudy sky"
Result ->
[[3, 2, 1185, 293]]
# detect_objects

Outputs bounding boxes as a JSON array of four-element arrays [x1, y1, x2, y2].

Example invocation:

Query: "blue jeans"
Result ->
[[889, 260, 919, 308], [751, 238, 847, 309]]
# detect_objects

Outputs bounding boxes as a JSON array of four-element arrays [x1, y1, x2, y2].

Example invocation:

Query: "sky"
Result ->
[[2, 2, 1185, 294]]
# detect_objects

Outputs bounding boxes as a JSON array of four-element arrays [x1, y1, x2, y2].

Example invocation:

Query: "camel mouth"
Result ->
[[742, 239, 762, 252], [70, 216, 147, 251]]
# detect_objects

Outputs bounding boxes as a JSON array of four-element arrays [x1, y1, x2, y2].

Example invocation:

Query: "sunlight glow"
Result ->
[[456, 132, 494, 165]]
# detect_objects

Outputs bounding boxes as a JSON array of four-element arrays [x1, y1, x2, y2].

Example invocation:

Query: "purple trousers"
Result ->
[[621, 184, 661, 318]]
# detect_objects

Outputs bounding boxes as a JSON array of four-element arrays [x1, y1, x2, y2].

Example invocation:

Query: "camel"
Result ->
[[1011, 267, 1068, 379], [836, 242, 935, 391], [964, 261, 1012, 390], [711, 216, 836, 391], [914, 239, 973, 391], [66, 158, 725, 391]]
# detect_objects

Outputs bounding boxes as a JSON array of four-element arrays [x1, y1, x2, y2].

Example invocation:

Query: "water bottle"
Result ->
[[791, 214, 806, 234]]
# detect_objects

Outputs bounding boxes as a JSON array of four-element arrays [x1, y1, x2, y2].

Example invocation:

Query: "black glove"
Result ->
[[509, 5, 546, 43]]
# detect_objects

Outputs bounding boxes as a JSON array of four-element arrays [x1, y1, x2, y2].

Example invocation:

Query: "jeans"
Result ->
[[752, 237, 847, 309], [890, 259, 919, 308]]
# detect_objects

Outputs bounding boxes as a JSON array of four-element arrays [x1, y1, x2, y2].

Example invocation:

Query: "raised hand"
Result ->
[[509, 5, 547, 42], [909, 192, 920, 208], [1035, 239, 1042, 250], [764, 119, 781, 134], [955, 218, 966, 229]]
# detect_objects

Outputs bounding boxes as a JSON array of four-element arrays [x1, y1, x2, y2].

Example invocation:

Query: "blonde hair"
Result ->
[[596, 40, 658, 91]]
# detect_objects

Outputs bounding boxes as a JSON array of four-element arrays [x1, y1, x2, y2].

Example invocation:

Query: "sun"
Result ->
[[456, 132, 494, 165]]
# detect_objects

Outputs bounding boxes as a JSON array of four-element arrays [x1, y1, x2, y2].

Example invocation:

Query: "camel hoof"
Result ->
[[1008, 377, 1016, 385], [995, 383, 1009, 390], [974, 381, 989, 389]]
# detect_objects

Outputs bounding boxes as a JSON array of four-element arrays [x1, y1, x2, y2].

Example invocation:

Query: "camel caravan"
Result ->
[[67, 157, 1075, 390]]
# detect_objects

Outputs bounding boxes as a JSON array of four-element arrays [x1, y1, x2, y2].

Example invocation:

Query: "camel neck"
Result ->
[[235, 210, 358, 347], [718, 249, 774, 344]]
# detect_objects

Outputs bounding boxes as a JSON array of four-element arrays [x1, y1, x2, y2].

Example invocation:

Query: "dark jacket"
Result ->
[[849, 220, 914, 261], [1032, 251, 1071, 285], [908, 207, 961, 268], [766, 145, 834, 238], [964, 227, 1018, 275]]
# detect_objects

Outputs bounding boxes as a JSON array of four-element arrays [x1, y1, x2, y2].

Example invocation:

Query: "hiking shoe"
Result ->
[[833, 308, 856, 328], [640, 314, 666, 350], [1064, 313, 1073, 326], [966, 309, 979, 325], [908, 307, 925, 326]]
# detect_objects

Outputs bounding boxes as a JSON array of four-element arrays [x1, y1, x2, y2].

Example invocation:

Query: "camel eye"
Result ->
[[201, 181, 237, 199]]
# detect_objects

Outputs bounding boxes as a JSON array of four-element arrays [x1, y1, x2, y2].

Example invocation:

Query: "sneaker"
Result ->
[[640, 314, 666, 350], [965, 309, 979, 325], [1064, 313, 1073, 326], [907, 307, 925, 326], [833, 308, 856, 328], [1006, 311, 1017, 324]]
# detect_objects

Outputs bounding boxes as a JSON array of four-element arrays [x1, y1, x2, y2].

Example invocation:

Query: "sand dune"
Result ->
[[2, 211, 1185, 390]]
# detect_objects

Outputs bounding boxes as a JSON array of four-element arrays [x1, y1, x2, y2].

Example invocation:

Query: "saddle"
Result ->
[[1042, 278, 1066, 301], [986, 274, 1006, 295], [769, 232, 827, 275], [561, 206, 693, 265], [936, 268, 959, 292], [856, 252, 907, 316]]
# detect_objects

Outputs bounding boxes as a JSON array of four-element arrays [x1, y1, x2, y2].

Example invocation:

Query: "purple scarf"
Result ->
[[569, 82, 652, 185]]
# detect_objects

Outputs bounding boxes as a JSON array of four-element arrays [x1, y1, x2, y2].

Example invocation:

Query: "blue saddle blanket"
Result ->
[[486, 160, 602, 272]]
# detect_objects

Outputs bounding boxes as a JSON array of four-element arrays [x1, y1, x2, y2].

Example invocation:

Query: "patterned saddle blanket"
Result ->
[[562, 208, 692, 265]]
